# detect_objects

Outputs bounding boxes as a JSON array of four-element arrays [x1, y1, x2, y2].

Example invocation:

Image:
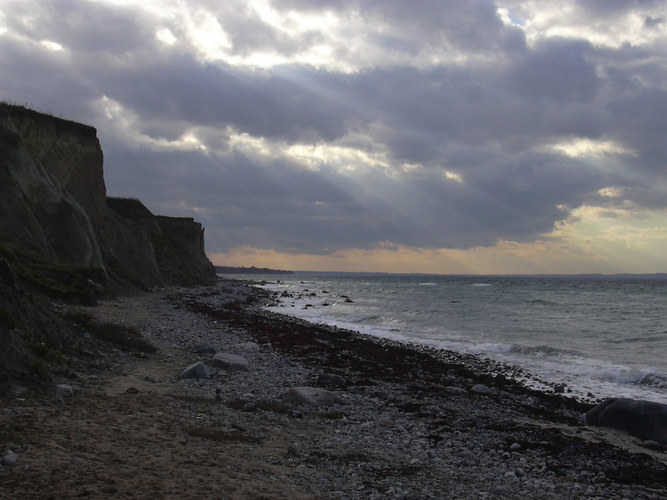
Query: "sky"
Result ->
[[1, 0, 666, 274]]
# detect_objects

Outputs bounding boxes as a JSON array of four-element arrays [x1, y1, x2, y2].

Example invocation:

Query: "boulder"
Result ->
[[56, 384, 74, 398], [211, 353, 249, 372], [284, 387, 343, 406], [2, 450, 17, 466], [471, 384, 492, 394], [180, 361, 210, 380], [585, 398, 667, 445]]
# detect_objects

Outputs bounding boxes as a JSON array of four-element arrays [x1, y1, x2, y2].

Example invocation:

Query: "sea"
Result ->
[[224, 273, 667, 404]]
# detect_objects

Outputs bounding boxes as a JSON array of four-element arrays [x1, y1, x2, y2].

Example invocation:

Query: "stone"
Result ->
[[180, 361, 210, 380], [56, 384, 74, 398], [445, 386, 468, 395], [284, 387, 343, 407], [317, 373, 346, 388], [243, 402, 257, 412], [211, 353, 249, 372], [232, 342, 260, 353], [585, 398, 667, 445], [510, 442, 522, 451], [2, 451, 17, 466], [471, 384, 492, 394], [85, 279, 105, 297], [193, 343, 217, 355]]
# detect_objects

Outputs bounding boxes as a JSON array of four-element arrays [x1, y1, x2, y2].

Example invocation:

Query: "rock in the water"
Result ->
[[180, 361, 210, 379], [56, 384, 74, 398], [284, 387, 343, 406], [211, 352, 249, 372], [586, 398, 667, 445], [317, 373, 347, 388], [193, 343, 217, 355]]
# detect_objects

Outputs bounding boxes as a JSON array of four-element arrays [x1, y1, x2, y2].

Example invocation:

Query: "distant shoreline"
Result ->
[[215, 265, 293, 275], [220, 268, 667, 279]]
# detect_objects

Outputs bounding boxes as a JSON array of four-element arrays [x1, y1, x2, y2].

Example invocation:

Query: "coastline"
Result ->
[[1, 279, 665, 498]]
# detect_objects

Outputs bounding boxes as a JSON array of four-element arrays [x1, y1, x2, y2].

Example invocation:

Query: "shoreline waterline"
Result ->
[[222, 272, 667, 404]]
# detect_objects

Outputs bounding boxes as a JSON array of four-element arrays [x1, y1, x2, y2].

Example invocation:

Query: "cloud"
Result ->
[[1, 0, 666, 270]]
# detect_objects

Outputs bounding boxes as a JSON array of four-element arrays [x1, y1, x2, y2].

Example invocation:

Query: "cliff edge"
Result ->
[[0, 102, 216, 295]]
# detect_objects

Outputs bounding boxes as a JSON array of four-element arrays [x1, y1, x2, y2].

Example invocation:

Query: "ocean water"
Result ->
[[226, 273, 667, 403]]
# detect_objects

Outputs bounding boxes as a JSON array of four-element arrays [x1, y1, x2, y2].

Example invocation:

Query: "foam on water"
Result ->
[[233, 273, 667, 403]]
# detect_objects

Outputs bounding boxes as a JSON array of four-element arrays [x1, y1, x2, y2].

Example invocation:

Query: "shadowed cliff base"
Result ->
[[0, 102, 215, 393]]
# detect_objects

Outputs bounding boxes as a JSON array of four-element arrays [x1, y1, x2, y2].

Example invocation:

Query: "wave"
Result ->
[[638, 372, 667, 388]]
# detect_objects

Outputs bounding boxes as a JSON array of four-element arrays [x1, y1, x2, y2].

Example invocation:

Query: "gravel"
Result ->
[[104, 280, 667, 498]]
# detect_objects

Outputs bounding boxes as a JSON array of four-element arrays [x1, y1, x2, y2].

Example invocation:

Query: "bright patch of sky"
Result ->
[[1, 0, 666, 273]]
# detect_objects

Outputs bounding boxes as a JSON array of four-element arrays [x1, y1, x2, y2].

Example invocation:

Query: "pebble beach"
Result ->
[[1, 279, 666, 499]]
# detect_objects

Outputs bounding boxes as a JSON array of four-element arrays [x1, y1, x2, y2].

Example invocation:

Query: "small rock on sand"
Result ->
[[471, 384, 492, 394], [2, 450, 17, 466], [56, 384, 74, 398], [284, 387, 343, 406]]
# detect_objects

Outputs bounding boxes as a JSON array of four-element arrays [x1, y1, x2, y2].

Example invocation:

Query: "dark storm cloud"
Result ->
[[274, 0, 526, 53], [1, 0, 666, 255]]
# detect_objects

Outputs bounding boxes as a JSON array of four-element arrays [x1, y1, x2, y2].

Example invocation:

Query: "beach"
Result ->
[[1, 279, 665, 499]]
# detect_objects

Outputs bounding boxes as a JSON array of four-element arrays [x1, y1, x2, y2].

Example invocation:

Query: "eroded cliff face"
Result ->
[[0, 106, 103, 268], [0, 103, 216, 294], [0, 103, 217, 392]]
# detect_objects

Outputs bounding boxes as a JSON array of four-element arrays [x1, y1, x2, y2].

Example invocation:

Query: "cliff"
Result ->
[[0, 103, 217, 391], [0, 102, 216, 296]]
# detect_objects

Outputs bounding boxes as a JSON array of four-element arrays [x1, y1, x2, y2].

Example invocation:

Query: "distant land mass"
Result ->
[[216, 266, 293, 275]]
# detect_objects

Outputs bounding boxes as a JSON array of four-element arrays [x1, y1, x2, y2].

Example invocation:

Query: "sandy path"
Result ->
[[0, 291, 317, 499]]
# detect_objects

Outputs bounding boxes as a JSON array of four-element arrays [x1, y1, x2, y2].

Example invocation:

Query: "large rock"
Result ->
[[585, 398, 667, 445], [284, 387, 343, 406], [211, 353, 249, 372], [56, 384, 74, 398], [180, 361, 210, 380]]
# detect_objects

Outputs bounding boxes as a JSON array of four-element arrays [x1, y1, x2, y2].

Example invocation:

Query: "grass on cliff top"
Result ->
[[107, 197, 154, 220], [1, 101, 97, 137]]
